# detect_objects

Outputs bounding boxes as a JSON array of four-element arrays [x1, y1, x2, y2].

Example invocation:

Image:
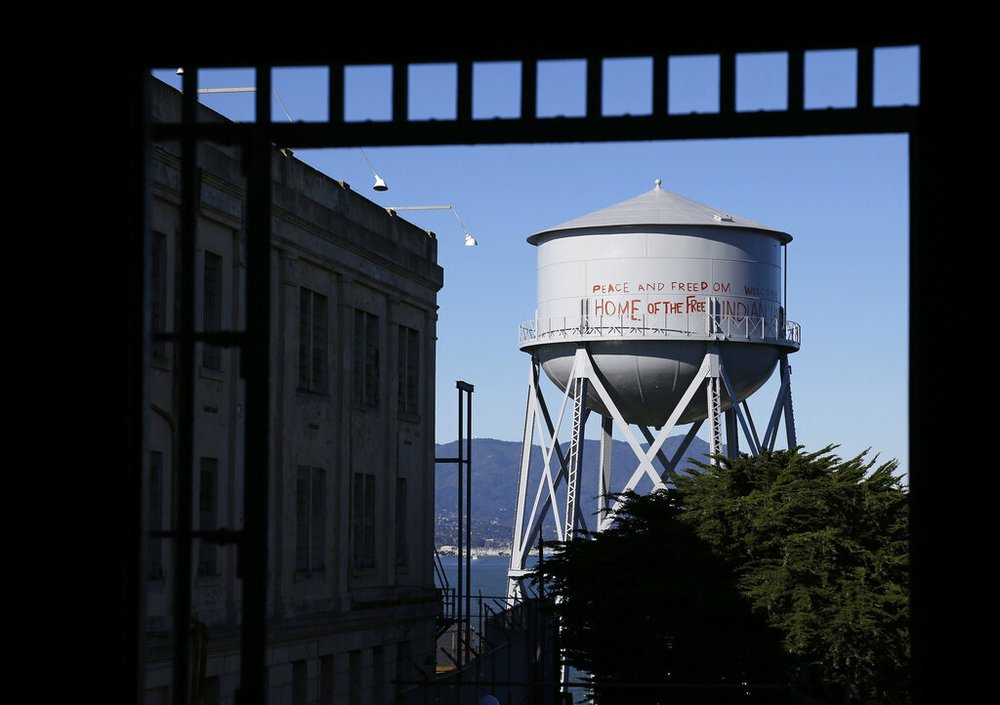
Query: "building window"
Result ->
[[292, 660, 307, 705], [352, 472, 376, 569], [298, 287, 328, 393], [151, 232, 167, 359], [395, 477, 409, 569], [149, 451, 164, 579], [319, 655, 335, 705], [296, 466, 326, 573], [348, 650, 361, 704], [372, 646, 384, 705], [397, 326, 420, 416], [198, 457, 219, 576], [353, 309, 380, 407], [202, 251, 223, 370]]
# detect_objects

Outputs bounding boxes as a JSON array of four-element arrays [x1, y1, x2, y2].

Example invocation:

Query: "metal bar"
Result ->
[[328, 62, 344, 125], [741, 400, 763, 453], [783, 244, 788, 319], [520, 58, 537, 120], [455, 385, 464, 669], [507, 366, 537, 599], [125, 64, 152, 705], [857, 45, 874, 110], [653, 53, 667, 117], [781, 356, 797, 448], [598, 415, 613, 529], [586, 56, 602, 118], [531, 373, 572, 543], [638, 425, 675, 478], [661, 420, 704, 482], [725, 408, 739, 458], [762, 376, 789, 451], [788, 49, 804, 111], [463, 382, 473, 665], [523, 354, 581, 546], [151, 105, 918, 146], [236, 64, 272, 705], [719, 365, 761, 456], [172, 63, 198, 705], [720, 51, 736, 114], [564, 377, 588, 540], [513, 365, 566, 562], [197, 87, 255, 94], [392, 61, 408, 124], [457, 60, 472, 122], [517, 412, 562, 559], [707, 351, 723, 463]]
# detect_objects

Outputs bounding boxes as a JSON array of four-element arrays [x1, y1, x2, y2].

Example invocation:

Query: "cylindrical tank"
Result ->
[[520, 181, 800, 426]]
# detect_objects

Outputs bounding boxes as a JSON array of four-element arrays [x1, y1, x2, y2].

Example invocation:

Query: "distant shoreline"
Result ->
[[433, 548, 552, 559]]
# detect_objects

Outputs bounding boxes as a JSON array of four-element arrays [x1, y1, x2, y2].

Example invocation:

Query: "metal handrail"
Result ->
[[520, 311, 800, 346]]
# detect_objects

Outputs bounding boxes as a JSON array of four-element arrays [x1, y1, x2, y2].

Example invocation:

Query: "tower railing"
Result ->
[[519, 310, 800, 348]]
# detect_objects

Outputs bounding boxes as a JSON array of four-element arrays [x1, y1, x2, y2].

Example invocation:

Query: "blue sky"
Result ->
[[153, 46, 917, 477]]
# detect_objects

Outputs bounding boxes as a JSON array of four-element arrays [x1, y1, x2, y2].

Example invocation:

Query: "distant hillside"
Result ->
[[434, 436, 711, 542]]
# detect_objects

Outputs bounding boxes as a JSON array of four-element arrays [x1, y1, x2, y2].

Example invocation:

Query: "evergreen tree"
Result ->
[[534, 446, 909, 705], [677, 447, 910, 704]]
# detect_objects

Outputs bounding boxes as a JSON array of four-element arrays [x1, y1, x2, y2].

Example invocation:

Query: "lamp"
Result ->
[[360, 147, 389, 191], [174, 73, 388, 191], [385, 205, 479, 246]]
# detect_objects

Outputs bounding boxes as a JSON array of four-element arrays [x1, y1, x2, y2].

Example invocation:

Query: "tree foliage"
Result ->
[[533, 446, 909, 705]]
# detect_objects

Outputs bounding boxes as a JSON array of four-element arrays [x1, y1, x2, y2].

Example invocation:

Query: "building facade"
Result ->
[[143, 78, 444, 705]]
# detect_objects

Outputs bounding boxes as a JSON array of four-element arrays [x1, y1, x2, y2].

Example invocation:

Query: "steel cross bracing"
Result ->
[[505, 345, 797, 600]]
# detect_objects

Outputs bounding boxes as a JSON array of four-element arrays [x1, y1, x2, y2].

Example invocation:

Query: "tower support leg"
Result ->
[[564, 377, 589, 541], [507, 344, 798, 597], [762, 351, 796, 451], [707, 349, 723, 463], [597, 415, 613, 530]]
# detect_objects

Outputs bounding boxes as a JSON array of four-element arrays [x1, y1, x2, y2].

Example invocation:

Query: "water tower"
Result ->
[[507, 181, 801, 599]]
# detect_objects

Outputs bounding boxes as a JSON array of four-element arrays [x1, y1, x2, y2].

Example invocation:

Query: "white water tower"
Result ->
[[507, 181, 801, 599]]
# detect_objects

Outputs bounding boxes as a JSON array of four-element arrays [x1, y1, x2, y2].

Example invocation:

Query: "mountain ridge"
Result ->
[[434, 435, 712, 547]]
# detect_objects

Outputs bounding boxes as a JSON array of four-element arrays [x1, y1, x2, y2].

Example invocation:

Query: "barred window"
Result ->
[[202, 251, 222, 370], [397, 326, 420, 416], [298, 288, 328, 393], [352, 472, 376, 569], [198, 458, 219, 576], [296, 466, 326, 573], [353, 310, 380, 407], [395, 476, 409, 568]]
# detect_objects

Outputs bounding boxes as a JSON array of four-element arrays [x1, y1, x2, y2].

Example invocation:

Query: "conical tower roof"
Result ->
[[528, 180, 792, 244]]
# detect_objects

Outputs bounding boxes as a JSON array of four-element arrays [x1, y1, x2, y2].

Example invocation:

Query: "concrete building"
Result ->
[[143, 77, 444, 705]]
